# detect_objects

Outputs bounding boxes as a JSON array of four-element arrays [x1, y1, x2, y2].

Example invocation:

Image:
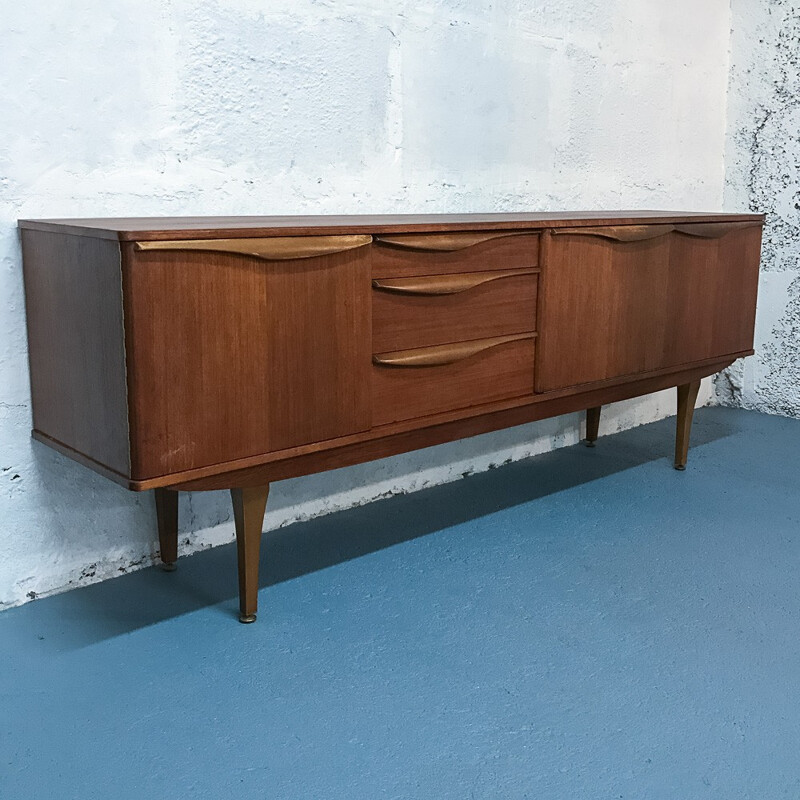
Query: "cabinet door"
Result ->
[[537, 223, 762, 393], [123, 237, 371, 478]]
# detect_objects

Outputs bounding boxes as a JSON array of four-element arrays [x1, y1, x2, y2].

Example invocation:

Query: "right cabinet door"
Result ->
[[536, 222, 763, 393]]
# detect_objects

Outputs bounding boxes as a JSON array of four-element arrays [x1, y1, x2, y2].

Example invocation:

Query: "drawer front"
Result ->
[[373, 269, 538, 352], [372, 334, 536, 426], [372, 231, 540, 278]]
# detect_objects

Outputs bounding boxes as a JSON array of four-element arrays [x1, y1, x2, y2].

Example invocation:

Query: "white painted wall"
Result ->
[[0, 0, 731, 608], [719, 0, 800, 415]]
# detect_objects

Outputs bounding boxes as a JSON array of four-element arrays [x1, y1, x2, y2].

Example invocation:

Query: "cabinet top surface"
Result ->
[[19, 210, 765, 242]]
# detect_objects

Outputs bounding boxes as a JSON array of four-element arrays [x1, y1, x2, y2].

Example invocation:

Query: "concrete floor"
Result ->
[[1, 406, 798, 799]]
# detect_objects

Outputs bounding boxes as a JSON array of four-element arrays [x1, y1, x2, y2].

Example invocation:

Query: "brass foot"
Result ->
[[585, 440, 596, 448], [239, 613, 257, 624], [160, 561, 177, 572], [674, 464, 686, 471]]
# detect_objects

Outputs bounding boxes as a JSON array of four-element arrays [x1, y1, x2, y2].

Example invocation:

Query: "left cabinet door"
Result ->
[[123, 237, 372, 479]]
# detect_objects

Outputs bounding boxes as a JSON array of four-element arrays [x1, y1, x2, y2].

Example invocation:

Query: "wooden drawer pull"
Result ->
[[372, 269, 538, 296], [374, 231, 533, 252], [551, 225, 674, 242], [673, 221, 762, 238], [553, 221, 762, 242], [373, 333, 536, 368], [135, 234, 373, 261]]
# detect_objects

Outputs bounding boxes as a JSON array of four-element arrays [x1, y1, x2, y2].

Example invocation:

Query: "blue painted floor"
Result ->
[[1, 407, 799, 799]]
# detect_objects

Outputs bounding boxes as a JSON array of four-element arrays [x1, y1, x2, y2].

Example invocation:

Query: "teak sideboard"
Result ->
[[19, 212, 764, 622]]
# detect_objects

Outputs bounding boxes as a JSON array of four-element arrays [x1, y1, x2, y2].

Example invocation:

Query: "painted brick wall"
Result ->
[[0, 0, 730, 607]]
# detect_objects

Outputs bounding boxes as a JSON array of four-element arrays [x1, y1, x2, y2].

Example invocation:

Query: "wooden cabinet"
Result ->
[[18, 212, 764, 623], [537, 223, 762, 392]]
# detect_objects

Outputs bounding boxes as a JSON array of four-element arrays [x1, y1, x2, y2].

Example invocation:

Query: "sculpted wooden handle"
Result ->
[[552, 221, 761, 242], [551, 225, 674, 242], [373, 333, 536, 367], [372, 269, 538, 296], [374, 231, 534, 252], [135, 234, 373, 260], [673, 222, 762, 238]]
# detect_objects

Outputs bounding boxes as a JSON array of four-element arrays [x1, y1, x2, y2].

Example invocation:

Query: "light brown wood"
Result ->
[[154, 488, 178, 569], [674, 381, 701, 470], [372, 233, 540, 278], [123, 243, 372, 478], [551, 221, 762, 243], [585, 407, 601, 447], [552, 225, 674, 242], [537, 226, 763, 393], [373, 337, 535, 426], [135, 234, 372, 260], [374, 333, 536, 367], [374, 231, 531, 251], [674, 222, 762, 238], [21, 230, 130, 476], [231, 485, 270, 623], [373, 270, 538, 352], [372, 268, 538, 296]]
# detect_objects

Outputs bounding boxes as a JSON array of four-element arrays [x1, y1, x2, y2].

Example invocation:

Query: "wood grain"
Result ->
[[31, 351, 751, 491], [536, 225, 763, 392], [19, 211, 765, 242], [372, 337, 535, 425], [674, 380, 701, 470], [231, 484, 270, 623], [373, 333, 536, 367], [134, 234, 372, 260], [123, 243, 372, 478], [374, 231, 531, 251], [19, 213, 763, 493], [21, 230, 130, 475], [170, 357, 735, 491], [372, 233, 540, 278], [19, 211, 765, 624], [372, 268, 538, 296], [373, 270, 538, 352], [552, 221, 762, 242]]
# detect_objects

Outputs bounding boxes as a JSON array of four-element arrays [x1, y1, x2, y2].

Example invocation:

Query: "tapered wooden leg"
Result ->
[[674, 380, 701, 470], [230, 485, 270, 624], [154, 488, 179, 571], [585, 406, 601, 447]]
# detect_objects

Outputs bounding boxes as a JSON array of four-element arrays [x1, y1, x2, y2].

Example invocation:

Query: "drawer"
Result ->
[[372, 231, 540, 278], [372, 334, 536, 426], [372, 269, 538, 352]]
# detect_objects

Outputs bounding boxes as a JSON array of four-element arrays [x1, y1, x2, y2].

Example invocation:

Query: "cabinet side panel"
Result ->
[[21, 230, 130, 476]]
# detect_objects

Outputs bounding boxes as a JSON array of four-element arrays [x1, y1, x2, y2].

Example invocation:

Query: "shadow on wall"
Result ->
[[5, 411, 737, 652]]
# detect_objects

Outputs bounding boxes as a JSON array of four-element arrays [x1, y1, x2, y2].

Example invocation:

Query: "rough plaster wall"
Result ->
[[719, 0, 800, 413], [0, 0, 729, 608]]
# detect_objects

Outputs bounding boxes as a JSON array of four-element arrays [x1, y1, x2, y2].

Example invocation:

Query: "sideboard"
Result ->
[[19, 212, 764, 622]]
